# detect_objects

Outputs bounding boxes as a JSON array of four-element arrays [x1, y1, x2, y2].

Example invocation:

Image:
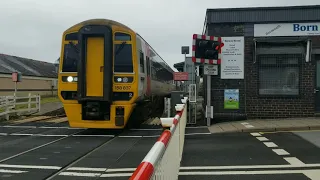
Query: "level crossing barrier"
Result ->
[[129, 97, 188, 180]]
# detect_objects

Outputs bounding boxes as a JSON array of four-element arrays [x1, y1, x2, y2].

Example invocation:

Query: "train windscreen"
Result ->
[[114, 43, 133, 73], [62, 43, 78, 72]]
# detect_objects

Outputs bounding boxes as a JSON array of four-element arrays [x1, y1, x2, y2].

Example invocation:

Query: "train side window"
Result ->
[[115, 32, 131, 41], [139, 51, 145, 73], [146, 56, 150, 75]]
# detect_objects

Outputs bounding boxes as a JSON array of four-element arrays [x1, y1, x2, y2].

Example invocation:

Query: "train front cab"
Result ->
[[58, 21, 138, 129]]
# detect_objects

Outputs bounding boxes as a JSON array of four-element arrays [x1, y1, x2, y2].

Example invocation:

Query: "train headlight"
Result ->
[[67, 76, 73, 82], [114, 76, 133, 83], [62, 76, 78, 82]]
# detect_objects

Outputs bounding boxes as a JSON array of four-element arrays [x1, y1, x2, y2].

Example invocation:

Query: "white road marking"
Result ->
[[3, 164, 320, 172], [179, 163, 320, 170], [129, 129, 162, 131], [186, 126, 209, 129], [241, 122, 254, 128], [1, 125, 84, 130], [178, 169, 320, 177], [39, 127, 85, 130], [59, 172, 101, 177], [100, 173, 133, 177], [35, 134, 69, 137], [284, 157, 305, 165], [0, 169, 27, 174], [304, 170, 320, 180], [118, 136, 142, 138], [58, 169, 320, 178], [10, 133, 33, 136], [72, 135, 115, 137], [0, 130, 86, 163], [0, 164, 61, 170], [141, 135, 161, 138], [250, 133, 262, 136], [185, 133, 211, 136], [272, 149, 290, 156], [65, 167, 136, 172], [251, 132, 316, 179], [263, 142, 278, 148], [67, 167, 106, 172], [2, 125, 36, 128], [38, 126, 69, 129], [245, 125, 254, 128], [256, 137, 269, 141], [106, 168, 136, 172], [0, 133, 7, 136]]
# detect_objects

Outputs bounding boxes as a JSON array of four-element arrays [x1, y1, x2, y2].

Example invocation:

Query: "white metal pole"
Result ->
[[14, 82, 17, 96], [184, 53, 187, 92], [206, 75, 211, 126]]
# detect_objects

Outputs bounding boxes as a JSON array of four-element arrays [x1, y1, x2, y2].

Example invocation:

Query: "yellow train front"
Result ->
[[58, 19, 176, 129]]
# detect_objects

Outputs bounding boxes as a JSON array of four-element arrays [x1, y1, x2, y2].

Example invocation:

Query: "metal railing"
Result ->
[[0, 93, 41, 120], [129, 97, 188, 180]]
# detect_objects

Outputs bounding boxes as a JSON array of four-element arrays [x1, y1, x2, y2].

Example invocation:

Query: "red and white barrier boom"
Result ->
[[129, 97, 188, 180]]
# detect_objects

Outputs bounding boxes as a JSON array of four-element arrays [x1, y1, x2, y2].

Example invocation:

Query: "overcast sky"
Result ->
[[0, 0, 318, 70]]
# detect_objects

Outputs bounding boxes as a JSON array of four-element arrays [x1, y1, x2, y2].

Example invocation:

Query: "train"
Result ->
[[57, 19, 176, 129]]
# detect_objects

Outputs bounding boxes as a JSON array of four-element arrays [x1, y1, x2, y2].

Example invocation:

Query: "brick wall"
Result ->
[[205, 23, 319, 120], [245, 38, 316, 119]]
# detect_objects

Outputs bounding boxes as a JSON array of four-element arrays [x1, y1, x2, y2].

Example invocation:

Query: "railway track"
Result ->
[[0, 115, 164, 180]]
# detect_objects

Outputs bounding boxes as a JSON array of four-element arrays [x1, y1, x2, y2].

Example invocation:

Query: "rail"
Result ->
[[0, 93, 41, 120], [130, 96, 188, 180]]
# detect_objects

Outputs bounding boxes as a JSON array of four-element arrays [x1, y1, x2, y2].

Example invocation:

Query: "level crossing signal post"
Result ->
[[192, 34, 224, 126]]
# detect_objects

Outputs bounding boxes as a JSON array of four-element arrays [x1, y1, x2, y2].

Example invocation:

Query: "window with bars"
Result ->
[[258, 54, 301, 96]]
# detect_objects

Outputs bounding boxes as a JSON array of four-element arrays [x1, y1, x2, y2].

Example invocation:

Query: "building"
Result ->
[[200, 5, 320, 122], [0, 53, 58, 96]]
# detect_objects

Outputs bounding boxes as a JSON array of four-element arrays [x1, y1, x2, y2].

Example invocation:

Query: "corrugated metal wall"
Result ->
[[207, 6, 320, 23]]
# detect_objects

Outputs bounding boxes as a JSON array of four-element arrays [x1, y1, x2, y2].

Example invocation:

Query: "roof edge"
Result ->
[[206, 4, 320, 13]]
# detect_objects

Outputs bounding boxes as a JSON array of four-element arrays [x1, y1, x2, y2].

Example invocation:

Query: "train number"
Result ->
[[115, 85, 131, 90]]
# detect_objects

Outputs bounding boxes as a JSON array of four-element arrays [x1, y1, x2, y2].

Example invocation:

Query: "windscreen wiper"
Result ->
[[115, 41, 127, 55]]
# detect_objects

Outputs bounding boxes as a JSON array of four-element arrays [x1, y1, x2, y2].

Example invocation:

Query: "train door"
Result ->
[[77, 25, 113, 103], [138, 50, 146, 96], [146, 56, 151, 96], [86, 37, 104, 97]]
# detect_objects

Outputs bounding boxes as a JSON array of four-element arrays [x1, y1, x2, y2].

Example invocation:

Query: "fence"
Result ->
[[0, 93, 41, 120], [129, 97, 188, 180]]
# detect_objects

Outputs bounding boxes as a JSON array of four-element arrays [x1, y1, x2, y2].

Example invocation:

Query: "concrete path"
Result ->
[[209, 117, 320, 133]]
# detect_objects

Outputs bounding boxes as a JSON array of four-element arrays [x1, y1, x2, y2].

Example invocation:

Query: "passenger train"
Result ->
[[58, 19, 176, 129]]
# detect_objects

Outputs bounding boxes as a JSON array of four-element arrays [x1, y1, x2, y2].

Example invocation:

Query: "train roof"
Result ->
[[136, 33, 175, 73], [65, 18, 135, 32]]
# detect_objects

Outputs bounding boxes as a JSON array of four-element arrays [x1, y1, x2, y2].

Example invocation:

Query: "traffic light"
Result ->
[[192, 34, 224, 64], [197, 39, 221, 59]]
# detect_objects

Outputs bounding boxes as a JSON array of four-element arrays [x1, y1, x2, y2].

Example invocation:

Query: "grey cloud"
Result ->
[[0, 0, 319, 70]]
